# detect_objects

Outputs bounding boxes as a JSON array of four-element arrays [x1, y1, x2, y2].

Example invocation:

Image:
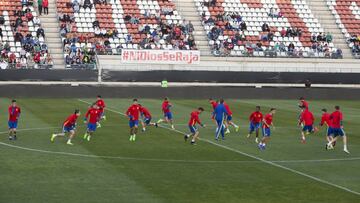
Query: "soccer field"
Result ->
[[0, 98, 359, 203]]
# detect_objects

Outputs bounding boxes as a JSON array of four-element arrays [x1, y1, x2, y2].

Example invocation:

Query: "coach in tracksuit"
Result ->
[[213, 99, 228, 140]]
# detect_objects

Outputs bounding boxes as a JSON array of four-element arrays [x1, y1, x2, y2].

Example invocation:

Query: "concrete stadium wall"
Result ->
[[1, 85, 360, 100], [1, 69, 360, 84]]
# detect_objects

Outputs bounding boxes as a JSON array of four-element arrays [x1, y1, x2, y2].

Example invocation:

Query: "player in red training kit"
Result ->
[[95, 95, 106, 128], [126, 99, 141, 141], [326, 106, 349, 154], [223, 101, 239, 134], [184, 107, 205, 145], [209, 98, 218, 123], [157, 97, 175, 129], [298, 107, 316, 143], [319, 108, 335, 149], [209, 98, 218, 110], [298, 97, 309, 128], [247, 106, 263, 143], [139, 104, 158, 132], [51, 109, 81, 145], [83, 104, 101, 141], [258, 108, 276, 150], [298, 97, 309, 110], [8, 99, 21, 141]]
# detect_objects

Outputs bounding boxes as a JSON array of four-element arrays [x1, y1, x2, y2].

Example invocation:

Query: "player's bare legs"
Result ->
[[224, 121, 230, 134], [84, 130, 93, 141], [67, 131, 76, 145], [227, 121, 239, 133], [140, 120, 146, 132], [185, 131, 200, 145], [158, 117, 174, 129], [51, 132, 65, 142], [342, 135, 349, 153], [259, 137, 270, 147], [255, 128, 260, 143], [130, 126, 138, 141], [301, 131, 306, 144]]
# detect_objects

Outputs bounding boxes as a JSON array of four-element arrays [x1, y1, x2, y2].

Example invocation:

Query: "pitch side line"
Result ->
[[78, 99, 360, 196], [0, 126, 359, 164]]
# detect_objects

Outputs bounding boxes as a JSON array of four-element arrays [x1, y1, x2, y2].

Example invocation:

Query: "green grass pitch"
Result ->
[[0, 98, 359, 203]]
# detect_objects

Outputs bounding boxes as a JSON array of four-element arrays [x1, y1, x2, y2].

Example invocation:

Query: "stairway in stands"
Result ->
[[306, 0, 352, 59], [37, 0, 65, 68], [173, 0, 212, 56]]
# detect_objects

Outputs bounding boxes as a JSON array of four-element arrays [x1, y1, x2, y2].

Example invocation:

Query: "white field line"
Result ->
[[78, 99, 360, 196]]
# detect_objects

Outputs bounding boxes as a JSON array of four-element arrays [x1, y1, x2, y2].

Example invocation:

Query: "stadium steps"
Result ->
[[306, 0, 353, 59], [36, 0, 65, 69], [173, 0, 212, 56]]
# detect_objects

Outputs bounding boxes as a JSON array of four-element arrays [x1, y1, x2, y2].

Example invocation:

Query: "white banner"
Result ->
[[121, 49, 201, 65]]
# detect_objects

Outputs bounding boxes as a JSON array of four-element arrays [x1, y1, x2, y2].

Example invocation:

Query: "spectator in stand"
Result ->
[[25, 10, 34, 21], [326, 32, 333, 43], [14, 16, 23, 31], [72, 0, 80, 12], [261, 23, 270, 32], [43, 0, 49, 15], [21, 0, 28, 8], [240, 21, 247, 31], [36, 27, 45, 38], [288, 42, 295, 55], [0, 15, 5, 25], [14, 32, 24, 43], [280, 27, 286, 37], [0, 27, 2, 38], [38, 0, 43, 15], [0, 59, 7, 69], [83, 0, 93, 9]]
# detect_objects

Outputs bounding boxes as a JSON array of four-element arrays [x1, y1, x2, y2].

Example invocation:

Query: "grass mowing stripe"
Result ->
[[78, 99, 360, 196], [1, 127, 359, 163]]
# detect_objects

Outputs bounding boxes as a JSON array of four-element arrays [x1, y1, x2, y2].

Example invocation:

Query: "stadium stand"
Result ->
[[0, 0, 53, 69], [56, 0, 197, 67], [194, 0, 343, 58], [326, 0, 360, 58]]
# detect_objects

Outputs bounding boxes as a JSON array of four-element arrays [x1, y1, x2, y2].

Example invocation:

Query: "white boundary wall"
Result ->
[[98, 55, 360, 73]]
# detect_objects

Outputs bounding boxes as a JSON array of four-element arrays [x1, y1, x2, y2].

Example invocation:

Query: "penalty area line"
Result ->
[[77, 99, 360, 196]]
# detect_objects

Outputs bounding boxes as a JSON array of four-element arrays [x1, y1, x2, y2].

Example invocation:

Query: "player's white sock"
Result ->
[[255, 137, 259, 143], [234, 124, 239, 128], [191, 139, 195, 142], [171, 125, 175, 129]]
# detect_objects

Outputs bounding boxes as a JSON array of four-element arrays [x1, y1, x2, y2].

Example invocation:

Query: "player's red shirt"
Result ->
[[210, 101, 218, 110], [162, 101, 172, 113], [223, 102, 233, 116], [330, 110, 343, 128], [63, 114, 79, 127], [140, 106, 151, 118], [85, 108, 100, 124], [263, 113, 273, 128], [188, 111, 202, 126], [8, 106, 21, 122], [250, 111, 263, 124], [126, 104, 141, 121], [96, 99, 106, 111], [300, 109, 315, 126], [320, 112, 332, 127], [300, 100, 309, 109]]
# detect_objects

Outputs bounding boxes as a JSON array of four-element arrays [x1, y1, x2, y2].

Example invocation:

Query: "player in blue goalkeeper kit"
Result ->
[[212, 99, 228, 140]]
